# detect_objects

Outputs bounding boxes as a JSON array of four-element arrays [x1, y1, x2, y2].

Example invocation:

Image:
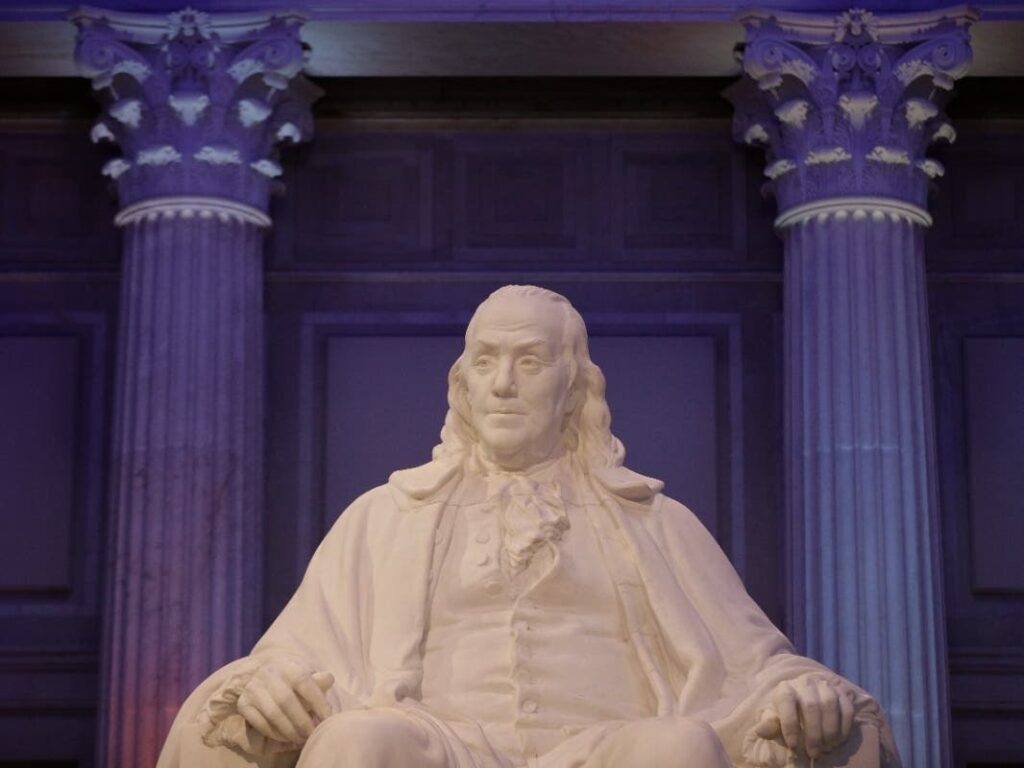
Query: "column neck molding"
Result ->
[[727, 6, 977, 213], [775, 196, 932, 228], [72, 6, 320, 212], [114, 196, 272, 228]]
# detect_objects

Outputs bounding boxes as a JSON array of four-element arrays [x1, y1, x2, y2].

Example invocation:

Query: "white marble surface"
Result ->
[[102, 214, 266, 768], [783, 209, 949, 768], [158, 286, 899, 768]]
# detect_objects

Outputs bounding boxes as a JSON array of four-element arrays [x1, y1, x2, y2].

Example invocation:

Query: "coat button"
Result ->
[[485, 581, 502, 595], [522, 700, 538, 714], [475, 531, 491, 543], [475, 552, 491, 566]]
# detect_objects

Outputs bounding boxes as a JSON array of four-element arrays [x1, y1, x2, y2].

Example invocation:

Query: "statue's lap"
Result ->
[[295, 708, 731, 768]]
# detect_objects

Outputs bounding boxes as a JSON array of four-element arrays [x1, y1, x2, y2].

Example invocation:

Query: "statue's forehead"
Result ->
[[467, 296, 564, 344]]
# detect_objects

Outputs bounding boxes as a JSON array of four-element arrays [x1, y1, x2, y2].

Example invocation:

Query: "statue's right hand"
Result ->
[[235, 658, 335, 746]]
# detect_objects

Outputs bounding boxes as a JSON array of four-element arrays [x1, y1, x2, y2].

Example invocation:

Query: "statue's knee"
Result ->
[[298, 709, 441, 768], [619, 718, 729, 768]]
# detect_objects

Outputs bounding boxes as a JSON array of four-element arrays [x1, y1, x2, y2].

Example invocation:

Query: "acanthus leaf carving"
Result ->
[[838, 92, 878, 129], [775, 99, 810, 129], [168, 93, 210, 126], [765, 159, 797, 179], [727, 6, 977, 213], [102, 158, 132, 179], [916, 159, 945, 179], [866, 146, 910, 165], [137, 146, 183, 166], [806, 147, 853, 165], [71, 6, 321, 211], [91, 122, 116, 143], [109, 98, 143, 128], [195, 146, 242, 165]]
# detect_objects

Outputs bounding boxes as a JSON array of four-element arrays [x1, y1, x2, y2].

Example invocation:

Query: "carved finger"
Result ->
[[264, 671, 317, 739], [237, 696, 287, 743], [312, 670, 335, 691], [249, 683, 304, 744], [294, 673, 333, 722], [839, 685, 856, 743], [775, 683, 801, 750], [754, 708, 782, 740], [817, 679, 842, 751], [798, 679, 824, 759]]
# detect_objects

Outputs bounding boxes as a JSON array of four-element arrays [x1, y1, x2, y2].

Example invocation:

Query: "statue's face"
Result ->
[[463, 294, 574, 471]]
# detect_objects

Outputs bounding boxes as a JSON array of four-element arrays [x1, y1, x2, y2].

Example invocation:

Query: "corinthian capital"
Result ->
[[726, 6, 977, 215], [71, 6, 321, 212]]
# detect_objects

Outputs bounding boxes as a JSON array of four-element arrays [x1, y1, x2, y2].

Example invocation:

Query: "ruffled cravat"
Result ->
[[488, 474, 569, 577]]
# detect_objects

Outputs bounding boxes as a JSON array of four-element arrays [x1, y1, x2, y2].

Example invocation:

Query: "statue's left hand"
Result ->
[[755, 674, 857, 760], [234, 658, 335, 747]]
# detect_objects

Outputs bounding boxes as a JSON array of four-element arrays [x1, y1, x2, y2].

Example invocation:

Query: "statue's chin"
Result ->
[[478, 438, 551, 472]]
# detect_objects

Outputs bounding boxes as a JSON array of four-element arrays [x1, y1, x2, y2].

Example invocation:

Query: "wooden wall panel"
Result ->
[[272, 126, 773, 270], [0, 336, 78, 594], [926, 127, 1024, 272], [454, 136, 590, 260], [0, 308, 112, 768], [0, 127, 118, 268], [0, 311, 111, 768], [589, 335, 720, 532], [288, 135, 437, 265], [0, 315, 107, 620], [963, 337, 1024, 594], [323, 334, 462, 526], [930, 278, 1024, 768], [611, 134, 743, 262]]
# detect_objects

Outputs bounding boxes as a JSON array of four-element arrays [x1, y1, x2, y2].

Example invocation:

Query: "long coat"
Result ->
[[157, 458, 895, 768]]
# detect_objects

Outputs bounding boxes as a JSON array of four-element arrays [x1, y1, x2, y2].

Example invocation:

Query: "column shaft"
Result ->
[[100, 213, 264, 766], [71, 9, 318, 764], [784, 208, 948, 767], [727, 9, 977, 765]]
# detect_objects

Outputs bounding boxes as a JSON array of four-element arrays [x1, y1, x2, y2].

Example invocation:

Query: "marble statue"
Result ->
[[158, 285, 901, 768]]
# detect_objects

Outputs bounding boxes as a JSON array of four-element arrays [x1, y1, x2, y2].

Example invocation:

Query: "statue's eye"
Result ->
[[518, 356, 543, 372], [473, 356, 495, 370]]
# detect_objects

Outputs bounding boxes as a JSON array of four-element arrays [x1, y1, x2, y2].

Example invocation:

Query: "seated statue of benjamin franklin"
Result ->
[[158, 285, 901, 768]]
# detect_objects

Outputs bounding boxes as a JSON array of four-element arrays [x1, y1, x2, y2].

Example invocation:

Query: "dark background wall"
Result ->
[[0, 77, 1021, 767]]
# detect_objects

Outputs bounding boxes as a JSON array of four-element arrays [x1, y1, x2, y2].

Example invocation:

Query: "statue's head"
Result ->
[[434, 285, 628, 474]]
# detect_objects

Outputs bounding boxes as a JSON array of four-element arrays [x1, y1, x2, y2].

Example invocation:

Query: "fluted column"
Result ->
[[728, 8, 976, 767], [72, 8, 318, 766]]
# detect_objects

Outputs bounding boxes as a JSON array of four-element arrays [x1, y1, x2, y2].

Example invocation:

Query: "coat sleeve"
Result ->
[[157, 486, 393, 766], [649, 495, 900, 768], [249, 486, 388, 707]]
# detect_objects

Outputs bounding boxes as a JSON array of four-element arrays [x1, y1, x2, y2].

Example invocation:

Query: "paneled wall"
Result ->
[[0, 117, 118, 768], [927, 117, 1024, 767]]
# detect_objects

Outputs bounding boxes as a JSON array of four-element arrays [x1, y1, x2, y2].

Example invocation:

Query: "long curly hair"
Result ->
[[430, 285, 630, 473]]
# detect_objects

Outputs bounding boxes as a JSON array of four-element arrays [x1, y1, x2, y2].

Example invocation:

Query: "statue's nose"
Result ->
[[492, 358, 516, 396]]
